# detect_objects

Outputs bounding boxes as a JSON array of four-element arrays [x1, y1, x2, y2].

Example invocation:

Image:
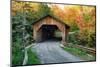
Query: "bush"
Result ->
[[67, 31, 79, 44], [67, 29, 96, 48], [77, 29, 96, 48]]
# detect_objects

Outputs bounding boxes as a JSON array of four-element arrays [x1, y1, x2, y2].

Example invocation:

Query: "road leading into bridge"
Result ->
[[31, 41, 84, 64]]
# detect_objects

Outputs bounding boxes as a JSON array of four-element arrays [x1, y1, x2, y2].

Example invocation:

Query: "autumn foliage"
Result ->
[[11, 1, 96, 66]]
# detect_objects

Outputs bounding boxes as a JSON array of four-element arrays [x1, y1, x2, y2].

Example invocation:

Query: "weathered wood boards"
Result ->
[[32, 15, 70, 45]]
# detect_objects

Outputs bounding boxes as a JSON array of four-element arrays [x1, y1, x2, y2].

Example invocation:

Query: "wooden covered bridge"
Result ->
[[32, 14, 70, 45]]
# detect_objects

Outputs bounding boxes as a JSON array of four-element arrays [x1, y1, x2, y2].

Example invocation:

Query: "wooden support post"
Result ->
[[33, 25, 37, 41], [61, 26, 68, 46], [33, 25, 42, 42]]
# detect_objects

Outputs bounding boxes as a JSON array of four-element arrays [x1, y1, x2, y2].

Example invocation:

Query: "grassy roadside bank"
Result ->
[[12, 42, 24, 66], [27, 47, 41, 65], [62, 44, 96, 61]]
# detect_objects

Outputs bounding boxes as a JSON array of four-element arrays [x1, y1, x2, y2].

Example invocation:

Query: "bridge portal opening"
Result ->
[[41, 25, 62, 41]]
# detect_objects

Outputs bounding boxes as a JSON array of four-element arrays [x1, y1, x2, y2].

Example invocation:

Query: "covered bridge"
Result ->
[[32, 14, 70, 45]]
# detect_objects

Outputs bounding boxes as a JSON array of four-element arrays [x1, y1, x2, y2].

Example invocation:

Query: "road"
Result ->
[[31, 41, 84, 64]]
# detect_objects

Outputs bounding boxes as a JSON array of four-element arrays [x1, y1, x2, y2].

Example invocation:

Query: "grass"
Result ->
[[12, 51, 24, 66], [27, 47, 41, 65], [12, 42, 24, 66], [63, 45, 96, 61]]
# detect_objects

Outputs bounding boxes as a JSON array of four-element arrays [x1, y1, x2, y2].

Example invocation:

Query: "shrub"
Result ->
[[67, 31, 79, 44], [67, 29, 96, 48], [77, 29, 96, 48]]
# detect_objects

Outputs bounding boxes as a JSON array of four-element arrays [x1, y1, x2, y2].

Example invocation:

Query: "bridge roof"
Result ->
[[32, 14, 70, 28]]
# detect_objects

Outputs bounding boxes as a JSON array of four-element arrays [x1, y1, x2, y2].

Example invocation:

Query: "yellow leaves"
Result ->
[[28, 3, 39, 12], [12, 1, 24, 11], [50, 5, 66, 21], [12, 1, 40, 16], [50, 4, 96, 31], [12, 1, 25, 16], [65, 8, 77, 22], [12, 1, 96, 31]]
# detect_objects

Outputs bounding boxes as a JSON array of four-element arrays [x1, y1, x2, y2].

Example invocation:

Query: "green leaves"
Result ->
[[77, 29, 96, 48], [83, 13, 92, 22]]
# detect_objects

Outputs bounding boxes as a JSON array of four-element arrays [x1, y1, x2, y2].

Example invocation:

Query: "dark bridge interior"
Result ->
[[41, 25, 62, 41]]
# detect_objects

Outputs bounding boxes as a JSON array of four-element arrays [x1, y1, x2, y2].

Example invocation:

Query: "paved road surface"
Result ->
[[31, 41, 84, 64]]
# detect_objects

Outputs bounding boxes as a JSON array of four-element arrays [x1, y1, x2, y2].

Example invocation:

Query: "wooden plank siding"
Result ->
[[33, 16, 70, 45]]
